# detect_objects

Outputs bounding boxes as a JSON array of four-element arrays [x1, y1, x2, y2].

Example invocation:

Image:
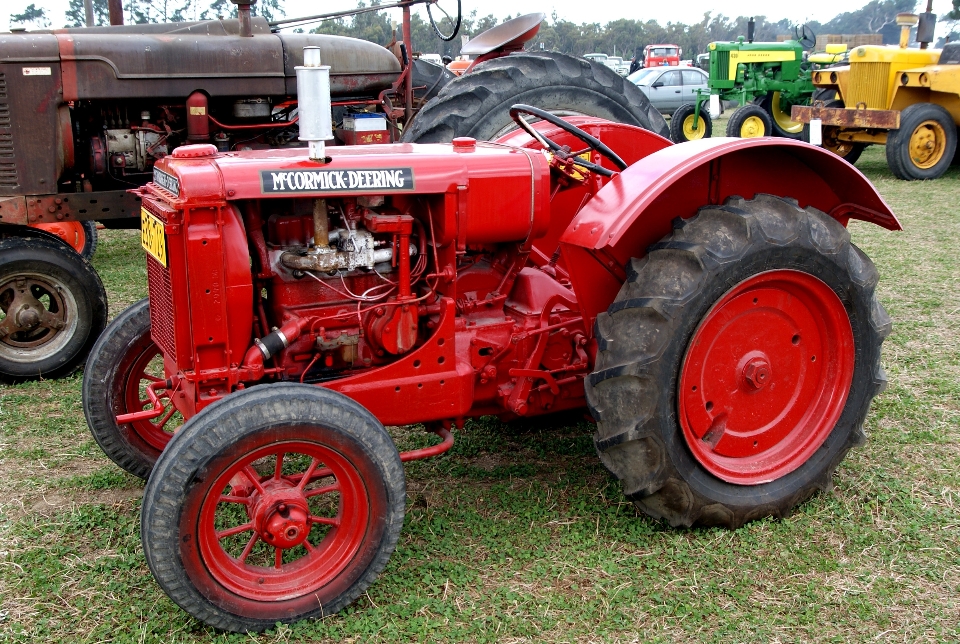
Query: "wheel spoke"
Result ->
[[297, 458, 321, 490], [274, 547, 283, 570], [274, 452, 284, 481], [216, 521, 254, 540], [241, 465, 266, 494], [218, 494, 251, 504], [38, 309, 65, 331], [304, 482, 340, 498], [238, 533, 259, 563], [310, 515, 340, 527]]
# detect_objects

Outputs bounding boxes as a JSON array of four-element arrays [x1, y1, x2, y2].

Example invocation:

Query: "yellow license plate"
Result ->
[[140, 208, 167, 267]]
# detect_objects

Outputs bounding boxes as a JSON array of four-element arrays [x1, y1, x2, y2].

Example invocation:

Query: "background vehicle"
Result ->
[[643, 44, 681, 67], [629, 66, 709, 115], [672, 20, 848, 144], [792, 10, 957, 179], [0, 4, 666, 383], [82, 74, 897, 630]]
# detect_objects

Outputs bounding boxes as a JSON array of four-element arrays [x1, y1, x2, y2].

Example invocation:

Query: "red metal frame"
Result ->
[[129, 124, 897, 469]]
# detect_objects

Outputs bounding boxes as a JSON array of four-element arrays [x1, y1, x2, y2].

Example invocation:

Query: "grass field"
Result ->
[[1, 144, 958, 643]]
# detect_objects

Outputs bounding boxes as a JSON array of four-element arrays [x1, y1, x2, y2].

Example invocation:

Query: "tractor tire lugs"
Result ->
[[401, 51, 669, 143], [586, 194, 890, 529]]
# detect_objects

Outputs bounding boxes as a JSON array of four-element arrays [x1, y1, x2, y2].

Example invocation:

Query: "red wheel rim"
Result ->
[[122, 342, 177, 451], [31, 222, 87, 254], [195, 440, 370, 601], [678, 269, 855, 485]]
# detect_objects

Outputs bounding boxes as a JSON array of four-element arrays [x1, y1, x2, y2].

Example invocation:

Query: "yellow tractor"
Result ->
[[792, 10, 960, 179]]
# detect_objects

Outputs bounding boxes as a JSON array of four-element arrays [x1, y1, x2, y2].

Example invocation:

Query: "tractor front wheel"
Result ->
[[586, 194, 890, 528], [141, 383, 405, 632], [83, 298, 179, 479], [0, 237, 107, 382], [726, 104, 773, 138], [886, 102, 957, 180], [670, 104, 712, 143]]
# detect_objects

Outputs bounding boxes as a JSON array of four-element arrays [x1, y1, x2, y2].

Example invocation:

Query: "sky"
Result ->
[[1, 0, 952, 34]]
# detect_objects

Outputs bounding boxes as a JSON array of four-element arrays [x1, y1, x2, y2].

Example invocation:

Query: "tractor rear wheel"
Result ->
[[726, 104, 773, 138], [670, 104, 712, 142], [0, 237, 107, 382], [758, 91, 803, 139], [83, 298, 179, 479], [586, 194, 890, 528], [886, 102, 957, 180], [141, 383, 405, 632], [401, 51, 669, 143]]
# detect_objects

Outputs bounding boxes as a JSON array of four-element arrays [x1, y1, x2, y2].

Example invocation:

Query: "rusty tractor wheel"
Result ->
[[586, 194, 890, 528], [670, 104, 712, 143], [141, 383, 405, 632], [726, 104, 773, 138], [83, 298, 181, 479], [801, 96, 866, 165], [0, 237, 107, 382], [886, 102, 957, 180], [401, 51, 669, 143]]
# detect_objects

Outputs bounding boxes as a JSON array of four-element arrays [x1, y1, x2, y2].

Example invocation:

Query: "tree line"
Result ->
[[10, 0, 926, 59]]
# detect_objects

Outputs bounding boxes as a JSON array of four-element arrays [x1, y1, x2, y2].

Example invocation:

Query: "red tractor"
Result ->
[[81, 44, 897, 631], [0, 4, 665, 382]]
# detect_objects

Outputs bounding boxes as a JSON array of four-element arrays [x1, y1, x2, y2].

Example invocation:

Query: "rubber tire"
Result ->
[[757, 92, 803, 139], [0, 237, 108, 382], [586, 194, 890, 528], [401, 51, 669, 143], [885, 102, 957, 180], [141, 383, 406, 633], [79, 221, 98, 260], [801, 99, 865, 165], [83, 298, 168, 479], [725, 104, 773, 138], [670, 104, 712, 143]]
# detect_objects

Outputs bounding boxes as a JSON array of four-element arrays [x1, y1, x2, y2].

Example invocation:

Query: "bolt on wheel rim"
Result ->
[[195, 440, 370, 601], [908, 119, 946, 169], [0, 272, 78, 363], [740, 115, 765, 138], [683, 114, 706, 140], [678, 270, 855, 485]]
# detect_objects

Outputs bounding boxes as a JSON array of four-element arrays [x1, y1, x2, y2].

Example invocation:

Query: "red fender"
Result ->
[[557, 137, 901, 328]]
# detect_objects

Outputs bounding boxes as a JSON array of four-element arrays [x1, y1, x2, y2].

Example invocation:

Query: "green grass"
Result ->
[[1, 147, 958, 642]]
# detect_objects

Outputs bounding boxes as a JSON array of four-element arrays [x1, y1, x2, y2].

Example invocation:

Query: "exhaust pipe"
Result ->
[[296, 47, 334, 162], [231, 0, 256, 37], [108, 0, 123, 25]]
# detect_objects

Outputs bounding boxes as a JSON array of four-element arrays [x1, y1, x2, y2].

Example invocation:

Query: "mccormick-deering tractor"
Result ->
[[0, 3, 665, 382], [83, 46, 898, 632], [792, 8, 960, 179]]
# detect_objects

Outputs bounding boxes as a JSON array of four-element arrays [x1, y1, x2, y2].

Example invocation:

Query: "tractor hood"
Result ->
[[0, 19, 401, 100]]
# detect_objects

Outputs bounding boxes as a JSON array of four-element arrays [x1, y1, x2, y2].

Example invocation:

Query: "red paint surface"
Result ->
[[678, 270, 856, 484]]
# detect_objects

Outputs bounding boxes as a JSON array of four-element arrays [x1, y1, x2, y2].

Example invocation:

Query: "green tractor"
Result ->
[[672, 22, 846, 143]]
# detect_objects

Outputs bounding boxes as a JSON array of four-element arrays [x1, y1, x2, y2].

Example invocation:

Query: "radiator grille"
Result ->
[[714, 50, 729, 82], [846, 62, 890, 109], [0, 74, 16, 188], [147, 254, 176, 357]]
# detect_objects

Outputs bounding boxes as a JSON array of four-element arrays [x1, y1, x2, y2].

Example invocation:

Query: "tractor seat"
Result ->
[[939, 42, 960, 65]]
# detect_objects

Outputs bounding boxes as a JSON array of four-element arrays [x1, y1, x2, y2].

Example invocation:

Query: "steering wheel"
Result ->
[[508, 104, 628, 178], [795, 24, 816, 50], [426, 0, 462, 42]]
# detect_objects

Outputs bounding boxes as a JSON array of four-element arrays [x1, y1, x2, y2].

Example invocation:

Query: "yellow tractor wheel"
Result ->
[[726, 104, 773, 138], [886, 103, 957, 180], [760, 92, 803, 139], [670, 103, 713, 143]]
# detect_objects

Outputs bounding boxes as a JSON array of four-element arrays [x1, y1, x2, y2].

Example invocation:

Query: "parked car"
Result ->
[[628, 65, 710, 115], [604, 55, 630, 75]]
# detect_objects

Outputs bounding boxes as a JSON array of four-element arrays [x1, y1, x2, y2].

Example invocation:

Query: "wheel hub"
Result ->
[[909, 120, 946, 169], [741, 355, 772, 390], [250, 481, 312, 549], [15, 304, 41, 330]]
